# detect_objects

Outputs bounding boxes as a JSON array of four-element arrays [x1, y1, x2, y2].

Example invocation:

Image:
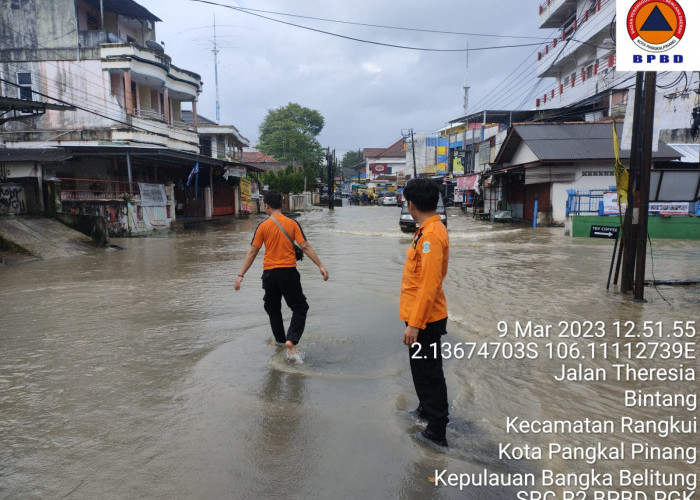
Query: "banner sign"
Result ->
[[453, 154, 465, 175], [138, 183, 167, 207], [616, 0, 700, 70], [456, 174, 479, 191], [649, 201, 690, 215], [240, 178, 252, 212], [602, 191, 627, 215], [371, 163, 389, 174]]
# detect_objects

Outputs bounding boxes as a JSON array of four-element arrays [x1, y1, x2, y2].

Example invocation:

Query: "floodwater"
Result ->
[[1, 205, 698, 500]]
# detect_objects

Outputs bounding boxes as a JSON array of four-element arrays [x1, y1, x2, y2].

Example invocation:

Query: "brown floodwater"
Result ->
[[1, 205, 698, 499]]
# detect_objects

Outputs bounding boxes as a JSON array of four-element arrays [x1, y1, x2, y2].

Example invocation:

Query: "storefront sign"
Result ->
[[240, 178, 252, 212], [649, 202, 690, 215], [224, 166, 246, 179], [138, 183, 167, 207]]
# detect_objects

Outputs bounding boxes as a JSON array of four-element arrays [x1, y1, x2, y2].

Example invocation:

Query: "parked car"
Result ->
[[399, 193, 447, 232], [377, 191, 398, 206]]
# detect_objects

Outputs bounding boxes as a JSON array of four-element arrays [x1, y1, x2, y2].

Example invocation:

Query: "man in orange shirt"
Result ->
[[235, 191, 329, 356], [400, 179, 450, 447]]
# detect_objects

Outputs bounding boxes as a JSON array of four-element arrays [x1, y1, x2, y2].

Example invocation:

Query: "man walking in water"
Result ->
[[234, 190, 329, 356], [400, 179, 450, 447]]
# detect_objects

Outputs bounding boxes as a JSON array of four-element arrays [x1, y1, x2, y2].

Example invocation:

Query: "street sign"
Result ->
[[589, 225, 620, 239]]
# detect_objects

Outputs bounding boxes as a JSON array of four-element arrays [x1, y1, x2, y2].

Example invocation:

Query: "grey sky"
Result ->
[[139, 0, 549, 155]]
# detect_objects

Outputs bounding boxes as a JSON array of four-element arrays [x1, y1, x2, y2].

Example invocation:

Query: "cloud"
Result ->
[[140, 0, 543, 151]]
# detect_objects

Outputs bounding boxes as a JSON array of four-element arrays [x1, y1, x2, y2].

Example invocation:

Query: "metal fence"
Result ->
[[566, 188, 609, 216]]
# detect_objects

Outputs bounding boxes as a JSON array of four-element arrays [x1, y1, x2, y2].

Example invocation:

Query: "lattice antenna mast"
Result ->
[[213, 13, 220, 123], [463, 44, 470, 115]]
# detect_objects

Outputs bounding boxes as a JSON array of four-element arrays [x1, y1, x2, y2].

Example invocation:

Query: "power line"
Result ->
[[186, 0, 546, 53], [217, 3, 552, 41]]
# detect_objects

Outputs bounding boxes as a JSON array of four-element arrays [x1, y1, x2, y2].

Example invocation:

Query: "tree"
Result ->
[[263, 165, 317, 194], [257, 103, 325, 168], [341, 149, 364, 169]]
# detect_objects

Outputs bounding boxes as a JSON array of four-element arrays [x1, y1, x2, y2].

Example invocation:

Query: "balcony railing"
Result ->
[[78, 30, 126, 49], [133, 108, 166, 122], [59, 178, 136, 201]]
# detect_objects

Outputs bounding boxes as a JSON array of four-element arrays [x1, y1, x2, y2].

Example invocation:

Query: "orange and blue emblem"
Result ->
[[627, 0, 686, 53]]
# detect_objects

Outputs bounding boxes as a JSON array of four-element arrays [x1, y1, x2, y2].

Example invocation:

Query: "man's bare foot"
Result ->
[[285, 340, 297, 354]]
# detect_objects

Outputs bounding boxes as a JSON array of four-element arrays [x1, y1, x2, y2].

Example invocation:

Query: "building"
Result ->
[[0, 0, 252, 234], [488, 122, 681, 224], [535, 0, 699, 143], [357, 139, 406, 188]]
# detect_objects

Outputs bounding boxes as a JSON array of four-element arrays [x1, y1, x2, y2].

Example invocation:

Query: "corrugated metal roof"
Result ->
[[0, 148, 70, 162], [509, 123, 680, 161], [667, 143, 700, 163]]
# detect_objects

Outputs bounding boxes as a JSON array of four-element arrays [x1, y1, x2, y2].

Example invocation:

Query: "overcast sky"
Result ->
[[139, 0, 551, 156]]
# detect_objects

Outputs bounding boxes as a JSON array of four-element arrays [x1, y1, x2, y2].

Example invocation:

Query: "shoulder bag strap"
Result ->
[[269, 215, 296, 247]]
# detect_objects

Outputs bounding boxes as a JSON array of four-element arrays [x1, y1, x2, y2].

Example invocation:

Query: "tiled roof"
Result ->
[[241, 151, 279, 163], [181, 110, 217, 126], [364, 139, 406, 159], [363, 148, 383, 159]]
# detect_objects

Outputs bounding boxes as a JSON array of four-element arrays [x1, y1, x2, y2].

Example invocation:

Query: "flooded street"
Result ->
[[1, 205, 698, 500]]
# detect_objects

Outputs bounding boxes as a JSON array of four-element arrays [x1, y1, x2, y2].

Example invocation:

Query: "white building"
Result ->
[[0, 0, 250, 234], [535, 0, 699, 143]]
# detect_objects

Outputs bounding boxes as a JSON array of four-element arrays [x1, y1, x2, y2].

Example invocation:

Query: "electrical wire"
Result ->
[[646, 233, 672, 306], [222, 4, 553, 41], [186, 0, 547, 53]]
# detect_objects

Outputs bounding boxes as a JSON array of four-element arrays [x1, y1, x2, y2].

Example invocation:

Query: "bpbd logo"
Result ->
[[627, 0, 686, 64]]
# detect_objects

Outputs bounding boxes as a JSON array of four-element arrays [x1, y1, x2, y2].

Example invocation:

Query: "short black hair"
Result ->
[[263, 190, 282, 209], [403, 179, 439, 212]]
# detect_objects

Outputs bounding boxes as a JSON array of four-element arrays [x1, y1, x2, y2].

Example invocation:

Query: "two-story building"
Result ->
[[0, 0, 251, 234]]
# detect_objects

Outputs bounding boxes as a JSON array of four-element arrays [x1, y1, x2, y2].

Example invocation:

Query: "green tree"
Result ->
[[341, 149, 364, 169], [263, 165, 317, 194], [257, 103, 325, 168]]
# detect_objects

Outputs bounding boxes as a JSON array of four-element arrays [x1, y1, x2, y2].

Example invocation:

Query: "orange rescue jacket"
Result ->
[[399, 214, 449, 330]]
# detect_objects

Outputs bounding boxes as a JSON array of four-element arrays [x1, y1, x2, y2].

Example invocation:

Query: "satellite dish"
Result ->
[[145, 40, 164, 53]]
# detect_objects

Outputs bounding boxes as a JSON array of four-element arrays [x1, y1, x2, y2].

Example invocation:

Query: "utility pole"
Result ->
[[633, 71, 657, 301], [619, 71, 657, 301], [621, 72, 644, 294], [327, 148, 335, 211], [410, 128, 417, 178]]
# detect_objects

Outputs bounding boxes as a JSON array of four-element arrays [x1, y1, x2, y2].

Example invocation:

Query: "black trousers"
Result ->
[[408, 318, 449, 437], [262, 268, 309, 345]]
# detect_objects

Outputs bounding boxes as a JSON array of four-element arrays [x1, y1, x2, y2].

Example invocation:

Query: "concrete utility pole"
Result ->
[[327, 148, 335, 211], [410, 128, 417, 178], [620, 71, 657, 301]]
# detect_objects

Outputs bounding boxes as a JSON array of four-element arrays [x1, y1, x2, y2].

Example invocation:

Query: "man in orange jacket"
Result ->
[[399, 179, 450, 447]]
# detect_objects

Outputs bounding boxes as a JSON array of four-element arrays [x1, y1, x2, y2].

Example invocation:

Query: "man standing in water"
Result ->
[[400, 179, 450, 447], [234, 190, 329, 356]]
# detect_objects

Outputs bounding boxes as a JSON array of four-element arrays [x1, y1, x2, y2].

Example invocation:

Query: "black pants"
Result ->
[[262, 268, 309, 345], [408, 318, 449, 437]]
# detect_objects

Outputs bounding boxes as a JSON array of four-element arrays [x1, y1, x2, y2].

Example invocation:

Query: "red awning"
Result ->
[[456, 173, 479, 190]]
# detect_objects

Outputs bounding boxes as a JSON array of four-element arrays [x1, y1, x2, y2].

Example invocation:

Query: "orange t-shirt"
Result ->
[[251, 214, 306, 270], [399, 214, 449, 330]]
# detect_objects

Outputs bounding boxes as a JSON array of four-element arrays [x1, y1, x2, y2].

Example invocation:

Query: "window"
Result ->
[[17, 72, 32, 100], [87, 14, 99, 31], [586, 65, 593, 79], [571, 73, 576, 87]]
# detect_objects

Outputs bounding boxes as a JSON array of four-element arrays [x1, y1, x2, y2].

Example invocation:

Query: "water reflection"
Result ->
[[1, 206, 698, 499]]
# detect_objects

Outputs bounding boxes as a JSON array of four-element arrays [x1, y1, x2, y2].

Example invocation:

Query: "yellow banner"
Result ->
[[612, 121, 628, 207], [453, 156, 464, 175], [240, 178, 252, 212]]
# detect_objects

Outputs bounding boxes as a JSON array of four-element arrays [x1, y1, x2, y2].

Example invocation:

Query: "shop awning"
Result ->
[[456, 173, 479, 191]]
